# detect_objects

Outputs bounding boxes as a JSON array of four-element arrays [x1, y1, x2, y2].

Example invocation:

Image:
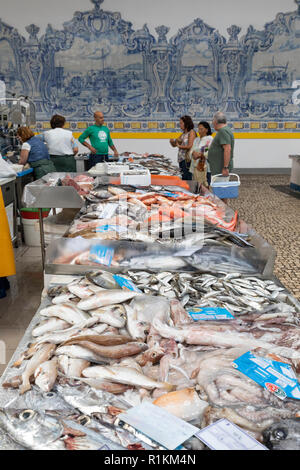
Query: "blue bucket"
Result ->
[[211, 173, 240, 199]]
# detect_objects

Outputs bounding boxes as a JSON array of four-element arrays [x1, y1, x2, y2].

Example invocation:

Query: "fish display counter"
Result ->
[[0, 269, 299, 450], [3, 171, 297, 451]]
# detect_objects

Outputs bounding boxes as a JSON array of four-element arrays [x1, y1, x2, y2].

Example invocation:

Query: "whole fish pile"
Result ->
[[120, 153, 181, 176], [112, 270, 300, 314], [67, 185, 240, 243], [1, 271, 300, 450]]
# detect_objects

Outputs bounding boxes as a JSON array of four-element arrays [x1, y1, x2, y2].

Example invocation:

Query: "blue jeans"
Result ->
[[179, 160, 192, 180]]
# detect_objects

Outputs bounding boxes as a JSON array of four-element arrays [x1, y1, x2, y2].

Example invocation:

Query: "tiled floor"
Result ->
[[0, 174, 299, 378]]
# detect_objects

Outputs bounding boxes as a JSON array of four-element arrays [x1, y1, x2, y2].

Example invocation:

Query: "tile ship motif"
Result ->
[[0, 0, 300, 131]]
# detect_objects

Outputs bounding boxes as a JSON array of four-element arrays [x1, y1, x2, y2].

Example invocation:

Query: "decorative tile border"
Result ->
[[34, 121, 300, 135]]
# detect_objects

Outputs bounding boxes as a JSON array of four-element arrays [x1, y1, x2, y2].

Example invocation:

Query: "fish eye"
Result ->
[[19, 410, 35, 421], [77, 415, 91, 426], [273, 428, 287, 440], [45, 392, 55, 398]]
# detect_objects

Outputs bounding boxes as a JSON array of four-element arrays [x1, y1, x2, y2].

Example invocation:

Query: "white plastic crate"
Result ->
[[104, 162, 130, 174], [120, 169, 151, 186]]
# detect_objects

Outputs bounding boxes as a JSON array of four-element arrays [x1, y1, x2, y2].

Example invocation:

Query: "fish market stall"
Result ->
[[0, 269, 300, 450], [2, 171, 297, 451], [21, 173, 96, 267]]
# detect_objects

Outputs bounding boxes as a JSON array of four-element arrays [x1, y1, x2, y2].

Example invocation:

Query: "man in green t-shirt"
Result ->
[[208, 111, 234, 178], [78, 111, 119, 168]]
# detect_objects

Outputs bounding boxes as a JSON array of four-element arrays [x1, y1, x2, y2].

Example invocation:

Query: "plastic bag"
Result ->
[[0, 156, 16, 178]]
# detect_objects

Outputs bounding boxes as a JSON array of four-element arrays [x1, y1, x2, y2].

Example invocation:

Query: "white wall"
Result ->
[[76, 138, 296, 169], [1, 0, 296, 38]]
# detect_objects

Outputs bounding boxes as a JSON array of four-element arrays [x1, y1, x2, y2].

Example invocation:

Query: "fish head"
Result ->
[[0, 408, 63, 449], [263, 419, 300, 450]]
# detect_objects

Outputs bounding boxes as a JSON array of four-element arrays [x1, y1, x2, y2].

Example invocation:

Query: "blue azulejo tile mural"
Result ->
[[1, 0, 300, 130]]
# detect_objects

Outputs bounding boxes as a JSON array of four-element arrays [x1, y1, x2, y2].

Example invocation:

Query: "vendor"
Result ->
[[43, 114, 78, 172], [0, 187, 16, 299], [78, 111, 119, 169], [17, 127, 55, 180]]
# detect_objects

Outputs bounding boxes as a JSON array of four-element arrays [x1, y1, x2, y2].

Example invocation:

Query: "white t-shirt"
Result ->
[[43, 128, 77, 156], [190, 135, 213, 172]]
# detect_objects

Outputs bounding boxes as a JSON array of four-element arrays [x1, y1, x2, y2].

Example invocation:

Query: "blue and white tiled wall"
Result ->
[[1, 0, 300, 133]]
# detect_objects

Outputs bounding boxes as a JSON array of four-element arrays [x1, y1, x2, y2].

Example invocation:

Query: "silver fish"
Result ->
[[263, 419, 300, 450]]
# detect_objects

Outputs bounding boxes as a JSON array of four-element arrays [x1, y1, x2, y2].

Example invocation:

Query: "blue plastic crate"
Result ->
[[211, 174, 240, 199]]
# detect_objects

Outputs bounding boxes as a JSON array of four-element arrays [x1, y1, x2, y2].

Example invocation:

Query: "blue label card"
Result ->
[[89, 245, 114, 266], [233, 351, 300, 400], [187, 307, 235, 321], [95, 224, 127, 233], [161, 191, 180, 198], [113, 275, 142, 293]]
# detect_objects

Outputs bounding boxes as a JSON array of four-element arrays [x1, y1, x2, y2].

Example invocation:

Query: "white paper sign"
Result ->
[[195, 419, 268, 451], [118, 402, 199, 450]]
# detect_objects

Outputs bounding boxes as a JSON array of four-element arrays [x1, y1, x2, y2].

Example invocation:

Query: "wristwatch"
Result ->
[[223, 166, 229, 169]]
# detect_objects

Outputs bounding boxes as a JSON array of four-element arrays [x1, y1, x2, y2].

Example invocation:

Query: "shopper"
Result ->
[[169, 115, 196, 180], [43, 114, 78, 172], [78, 111, 119, 169], [190, 121, 213, 187], [207, 111, 234, 203], [0, 187, 16, 299], [17, 127, 55, 180]]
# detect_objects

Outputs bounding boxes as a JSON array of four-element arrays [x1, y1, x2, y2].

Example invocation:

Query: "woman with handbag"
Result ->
[[169, 115, 196, 180], [191, 121, 213, 187]]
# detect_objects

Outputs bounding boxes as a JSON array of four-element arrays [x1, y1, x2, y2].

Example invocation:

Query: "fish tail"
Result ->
[[19, 378, 31, 395], [161, 382, 174, 392]]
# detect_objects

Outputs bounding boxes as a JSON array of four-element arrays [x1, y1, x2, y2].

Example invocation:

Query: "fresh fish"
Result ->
[[124, 304, 149, 341], [0, 408, 65, 450], [82, 364, 174, 391], [153, 388, 208, 422], [121, 255, 188, 271], [19, 343, 56, 395], [40, 303, 91, 325], [86, 271, 118, 289], [55, 383, 129, 416], [79, 378, 133, 394], [89, 305, 127, 328], [62, 334, 133, 347], [263, 419, 300, 450], [77, 290, 139, 311], [55, 345, 111, 364], [34, 357, 58, 392], [57, 355, 90, 378], [32, 318, 71, 337], [59, 340, 148, 359], [0, 408, 124, 450], [52, 293, 76, 304]]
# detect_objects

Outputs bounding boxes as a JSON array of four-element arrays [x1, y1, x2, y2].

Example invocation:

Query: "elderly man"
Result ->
[[207, 111, 234, 203], [78, 111, 119, 169]]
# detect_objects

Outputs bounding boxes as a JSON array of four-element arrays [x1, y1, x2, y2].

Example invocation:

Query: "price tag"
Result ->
[[187, 307, 234, 321], [89, 245, 114, 266], [118, 402, 199, 450], [195, 419, 268, 450], [113, 275, 142, 293], [233, 351, 300, 400], [95, 224, 127, 233]]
